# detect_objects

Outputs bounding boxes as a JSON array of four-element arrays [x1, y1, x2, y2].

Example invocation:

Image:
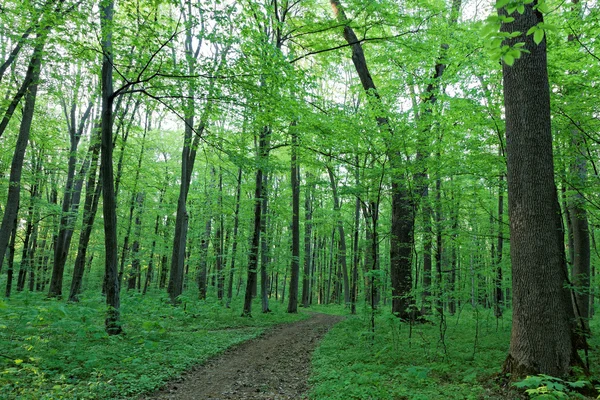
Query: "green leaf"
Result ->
[[533, 29, 544, 45], [526, 26, 537, 36], [503, 54, 515, 66], [517, 4, 525, 13], [495, 0, 510, 9]]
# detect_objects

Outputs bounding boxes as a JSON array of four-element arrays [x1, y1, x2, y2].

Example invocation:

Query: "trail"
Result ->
[[142, 313, 343, 400]]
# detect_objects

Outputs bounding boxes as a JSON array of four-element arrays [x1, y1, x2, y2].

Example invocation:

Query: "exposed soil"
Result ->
[[142, 313, 343, 400]]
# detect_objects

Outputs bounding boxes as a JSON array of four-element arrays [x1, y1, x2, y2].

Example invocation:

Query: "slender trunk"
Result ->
[[288, 126, 300, 313], [127, 192, 144, 290], [242, 127, 270, 317], [495, 173, 505, 318], [302, 175, 314, 307], [421, 184, 433, 313], [261, 173, 271, 313], [0, 51, 44, 276], [48, 101, 93, 297], [226, 167, 243, 307], [216, 169, 225, 300], [100, 0, 121, 335]]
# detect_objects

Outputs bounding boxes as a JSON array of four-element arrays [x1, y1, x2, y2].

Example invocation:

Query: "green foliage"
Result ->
[[0, 291, 307, 399], [513, 374, 591, 399], [310, 309, 511, 399]]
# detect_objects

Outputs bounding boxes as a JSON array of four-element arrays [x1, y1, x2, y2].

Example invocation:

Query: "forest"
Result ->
[[1, 0, 599, 398]]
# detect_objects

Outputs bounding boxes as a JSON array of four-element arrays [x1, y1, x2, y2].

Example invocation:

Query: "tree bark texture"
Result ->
[[501, 1, 580, 376], [100, 0, 121, 335]]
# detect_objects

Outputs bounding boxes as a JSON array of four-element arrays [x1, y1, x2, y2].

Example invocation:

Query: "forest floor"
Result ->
[[142, 312, 344, 400]]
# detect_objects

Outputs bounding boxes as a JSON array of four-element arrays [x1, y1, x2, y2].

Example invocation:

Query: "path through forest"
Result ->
[[142, 313, 344, 400]]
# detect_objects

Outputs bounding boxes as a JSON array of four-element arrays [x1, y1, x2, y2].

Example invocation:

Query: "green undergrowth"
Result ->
[[310, 305, 513, 400], [0, 290, 307, 399]]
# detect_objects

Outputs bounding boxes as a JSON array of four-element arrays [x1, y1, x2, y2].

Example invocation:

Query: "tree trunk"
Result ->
[[301, 174, 314, 307], [100, 0, 121, 335], [0, 38, 44, 274], [48, 99, 93, 298], [261, 173, 271, 313], [226, 167, 243, 308], [4, 220, 18, 297], [242, 127, 270, 316], [500, 1, 581, 376], [495, 172, 505, 318], [421, 184, 433, 313], [326, 165, 350, 306], [288, 126, 300, 313], [69, 132, 102, 302]]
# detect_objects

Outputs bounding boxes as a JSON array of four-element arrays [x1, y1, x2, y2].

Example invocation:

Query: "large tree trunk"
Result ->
[[500, 1, 581, 377], [100, 0, 121, 335]]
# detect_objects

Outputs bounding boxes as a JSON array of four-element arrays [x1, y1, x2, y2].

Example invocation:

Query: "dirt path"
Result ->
[[142, 313, 343, 400]]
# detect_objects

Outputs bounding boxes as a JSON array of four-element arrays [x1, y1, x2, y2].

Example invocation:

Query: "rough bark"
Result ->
[[100, 0, 121, 335], [500, 1, 581, 377]]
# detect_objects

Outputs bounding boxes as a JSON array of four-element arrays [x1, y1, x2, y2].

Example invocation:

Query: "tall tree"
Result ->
[[499, 0, 582, 376], [99, 0, 121, 335]]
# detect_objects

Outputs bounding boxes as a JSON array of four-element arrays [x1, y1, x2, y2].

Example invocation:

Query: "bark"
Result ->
[[100, 0, 122, 335], [301, 175, 314, 307], [242, 127, 270, 317], [421, 185, 433, 313], [127, 192, 144, 291], [434, 175, 443, 314], [500, 1, 581, 376], [226, 167, 243, 308], [143, 187, 165, 295], [326, 165, 350, 306], [288, 126, 300, 313], [69, 129, 102, 302], [261, 173, 271, 313], [216, 169, 225, 300], [330, 0, 419, 318], [495, 172, 505, 318], [48, 99, 93, 298], [0, 39, 44, 273], [351, 185, 360, 315], [4, 220, 18, 298], [197, 186, 213, 300]]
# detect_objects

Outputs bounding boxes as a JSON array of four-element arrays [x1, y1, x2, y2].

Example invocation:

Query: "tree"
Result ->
[[498, 0, 582, 377], [99, 0, 122, 335]]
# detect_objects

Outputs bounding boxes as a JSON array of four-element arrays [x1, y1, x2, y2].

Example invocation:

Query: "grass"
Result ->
[[309, 304, 600, 400], [0, 290, 307, 400]]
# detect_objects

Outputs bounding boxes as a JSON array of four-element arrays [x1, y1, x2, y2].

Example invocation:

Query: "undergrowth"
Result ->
[[311, 305, 512, 400], [0, 290, 307, 399]]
